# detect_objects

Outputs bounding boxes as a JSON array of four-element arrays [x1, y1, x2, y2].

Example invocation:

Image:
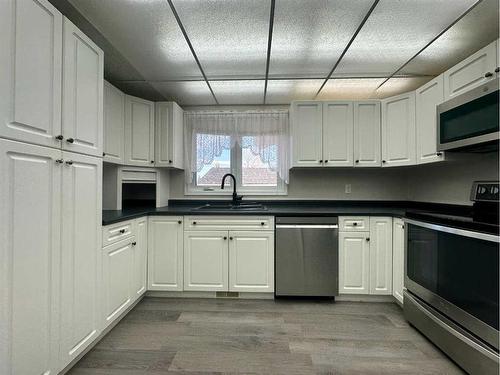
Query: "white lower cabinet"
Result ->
[[339, 232, 370, 294], [339, 216, 393, 296], [133, 217, 148, 297], [0, 139, 62, 375], [60, 152, 102, 367], [369, 217, 393, 295], [148, 216, 184, 291], [392, 218, 405, 304], [229, 231, 274, 293], [184, 231, 229, 291], [102, 238, 133, 327]]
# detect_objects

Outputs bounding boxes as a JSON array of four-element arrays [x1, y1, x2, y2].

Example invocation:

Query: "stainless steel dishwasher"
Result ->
[[275, 217, 339, 297]]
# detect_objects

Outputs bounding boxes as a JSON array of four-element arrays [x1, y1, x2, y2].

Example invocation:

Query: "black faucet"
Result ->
[[221, 173, 243, 206]]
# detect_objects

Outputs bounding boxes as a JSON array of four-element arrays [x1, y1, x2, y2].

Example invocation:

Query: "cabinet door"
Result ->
[[0, 139, 61, 375], [353, 101, 381, 167], [62, 18, 104, 157], [392, 218, 405, 304], [132, 217, 148, 298], [290, 101, 323, 167], [0, 0, 62, 148], [60, 152, 102, 366], [155, 102, 184, 168], [148, 216, 184, 291], [444, 41, 497, 100], [125, 95, 154, 166], [322, 102, 354, 167], [381, 92, 416, 167], [369, 217, 393, 295], [228, 231, 274, 293], [416, 75, 445, 164], [102, 238, 133, 328], [339, 232, 370, 294], [103, 81, 125, 163], [184, 231, 228, 291]]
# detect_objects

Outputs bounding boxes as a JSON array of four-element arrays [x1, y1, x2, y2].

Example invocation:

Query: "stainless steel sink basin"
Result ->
[[192, 202, 267, 211]]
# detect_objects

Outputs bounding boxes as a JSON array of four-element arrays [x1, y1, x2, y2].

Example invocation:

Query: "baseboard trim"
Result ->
[[145, 290, 275, 299], [336, 294, 395, 303], [59, 294, 145, 375]]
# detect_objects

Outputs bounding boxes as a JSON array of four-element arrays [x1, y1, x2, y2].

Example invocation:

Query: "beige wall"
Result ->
[[168, 153, 499, 205], [406, 152, 499, 205]]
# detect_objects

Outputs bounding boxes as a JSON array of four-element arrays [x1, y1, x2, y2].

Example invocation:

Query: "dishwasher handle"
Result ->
[[276, 224, 339, 229]]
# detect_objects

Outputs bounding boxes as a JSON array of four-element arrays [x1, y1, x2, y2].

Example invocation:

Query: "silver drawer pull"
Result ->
[[276, 224, 338, 229]]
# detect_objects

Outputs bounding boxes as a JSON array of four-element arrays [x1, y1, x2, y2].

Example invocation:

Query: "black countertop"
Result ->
[[102, 200, 493, 233]]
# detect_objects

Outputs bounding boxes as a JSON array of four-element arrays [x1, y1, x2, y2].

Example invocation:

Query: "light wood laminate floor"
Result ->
[[68, 297, 464, 374]]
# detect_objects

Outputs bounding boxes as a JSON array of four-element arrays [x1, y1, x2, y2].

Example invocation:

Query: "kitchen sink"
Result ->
[[192, 202, 267, 211]]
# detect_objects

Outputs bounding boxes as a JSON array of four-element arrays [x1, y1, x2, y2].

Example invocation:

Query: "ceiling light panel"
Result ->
[[68, 0, 202, 80], [151, 81, 216, 105], [210, 80, 265, 105], [401, 0, 499, 76], [265, 80, 324, 104], [316, 78, 386, 100], [335, 0, 478, 76], [375, 77, 434, 98], [269, 0, 374, 79], [172, 0, 270, 79]]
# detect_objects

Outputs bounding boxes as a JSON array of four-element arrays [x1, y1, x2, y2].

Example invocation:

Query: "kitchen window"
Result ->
[[184, 111, 289, 195]]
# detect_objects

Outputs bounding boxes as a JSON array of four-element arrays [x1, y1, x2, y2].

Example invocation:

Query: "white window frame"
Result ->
[[185, 135, 287, 196]]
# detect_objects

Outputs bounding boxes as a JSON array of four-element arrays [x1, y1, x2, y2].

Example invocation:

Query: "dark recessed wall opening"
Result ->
[[122, 183, 156, 209]]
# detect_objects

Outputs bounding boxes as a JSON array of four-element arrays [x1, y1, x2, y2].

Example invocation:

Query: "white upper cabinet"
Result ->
[[444, 40, 498, 100], [62, 18, 104, 157], [125, 95, 155, 166], [322, 102, 354, 167], [184, 231, 229, 291], [353, 101, 381, 167], [228, 231, 274, 293], [290, 101, 323, 167], [0, 0, 63, 149], [416, 75, 445, 165], [392, 218, 405, 305], [381, 92, 416, 167], [155, 102, 184, 169], [0, 139, 62, 375], [103, 81, 125, 164], [60, 152, 102, 367], [148, 216, 184, 291], [369, 217, 393, 295]]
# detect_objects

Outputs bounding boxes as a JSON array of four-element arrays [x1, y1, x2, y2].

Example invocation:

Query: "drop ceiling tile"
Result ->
[[401, 0, 500, 76], [375, 77, 434, 99], [335, 0, 478, 75], [173, 0, 269, 79], [68, 0, 202, 81], [265, 80, 323, 104], [210, 80, 265, 105], [151, 81, 216, 106], [269, 0, 374, 78], [316, 78, 386, 100]]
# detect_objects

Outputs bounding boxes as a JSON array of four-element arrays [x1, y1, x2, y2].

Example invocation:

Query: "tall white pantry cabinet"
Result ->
[[0, 0, 104, 374]]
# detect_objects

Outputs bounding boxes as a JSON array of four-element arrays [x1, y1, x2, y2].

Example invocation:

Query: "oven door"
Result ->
[[405, 219, 499, 350], [437, 79, 499, 151]]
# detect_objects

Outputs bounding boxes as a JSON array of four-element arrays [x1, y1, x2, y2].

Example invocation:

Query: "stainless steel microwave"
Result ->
[[437, 79, 499, 152]]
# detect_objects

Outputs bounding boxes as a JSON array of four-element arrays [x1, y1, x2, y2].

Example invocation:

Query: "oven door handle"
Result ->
[[404, 218, 499, 243]]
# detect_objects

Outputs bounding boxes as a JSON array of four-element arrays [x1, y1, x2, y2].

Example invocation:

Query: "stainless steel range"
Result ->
[[404, 181, 499, 375]]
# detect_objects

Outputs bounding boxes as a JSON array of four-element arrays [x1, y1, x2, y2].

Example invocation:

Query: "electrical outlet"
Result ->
[[345, 184, 351, 194]]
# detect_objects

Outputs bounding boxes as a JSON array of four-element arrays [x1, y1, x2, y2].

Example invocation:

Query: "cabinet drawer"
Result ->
[[102, 220, 135, 246], [339, 216, 370, 231], [184, 216, 274, 231]]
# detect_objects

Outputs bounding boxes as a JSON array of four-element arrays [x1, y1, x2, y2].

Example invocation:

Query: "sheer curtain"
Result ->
[[184, 110, 290, 184]]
